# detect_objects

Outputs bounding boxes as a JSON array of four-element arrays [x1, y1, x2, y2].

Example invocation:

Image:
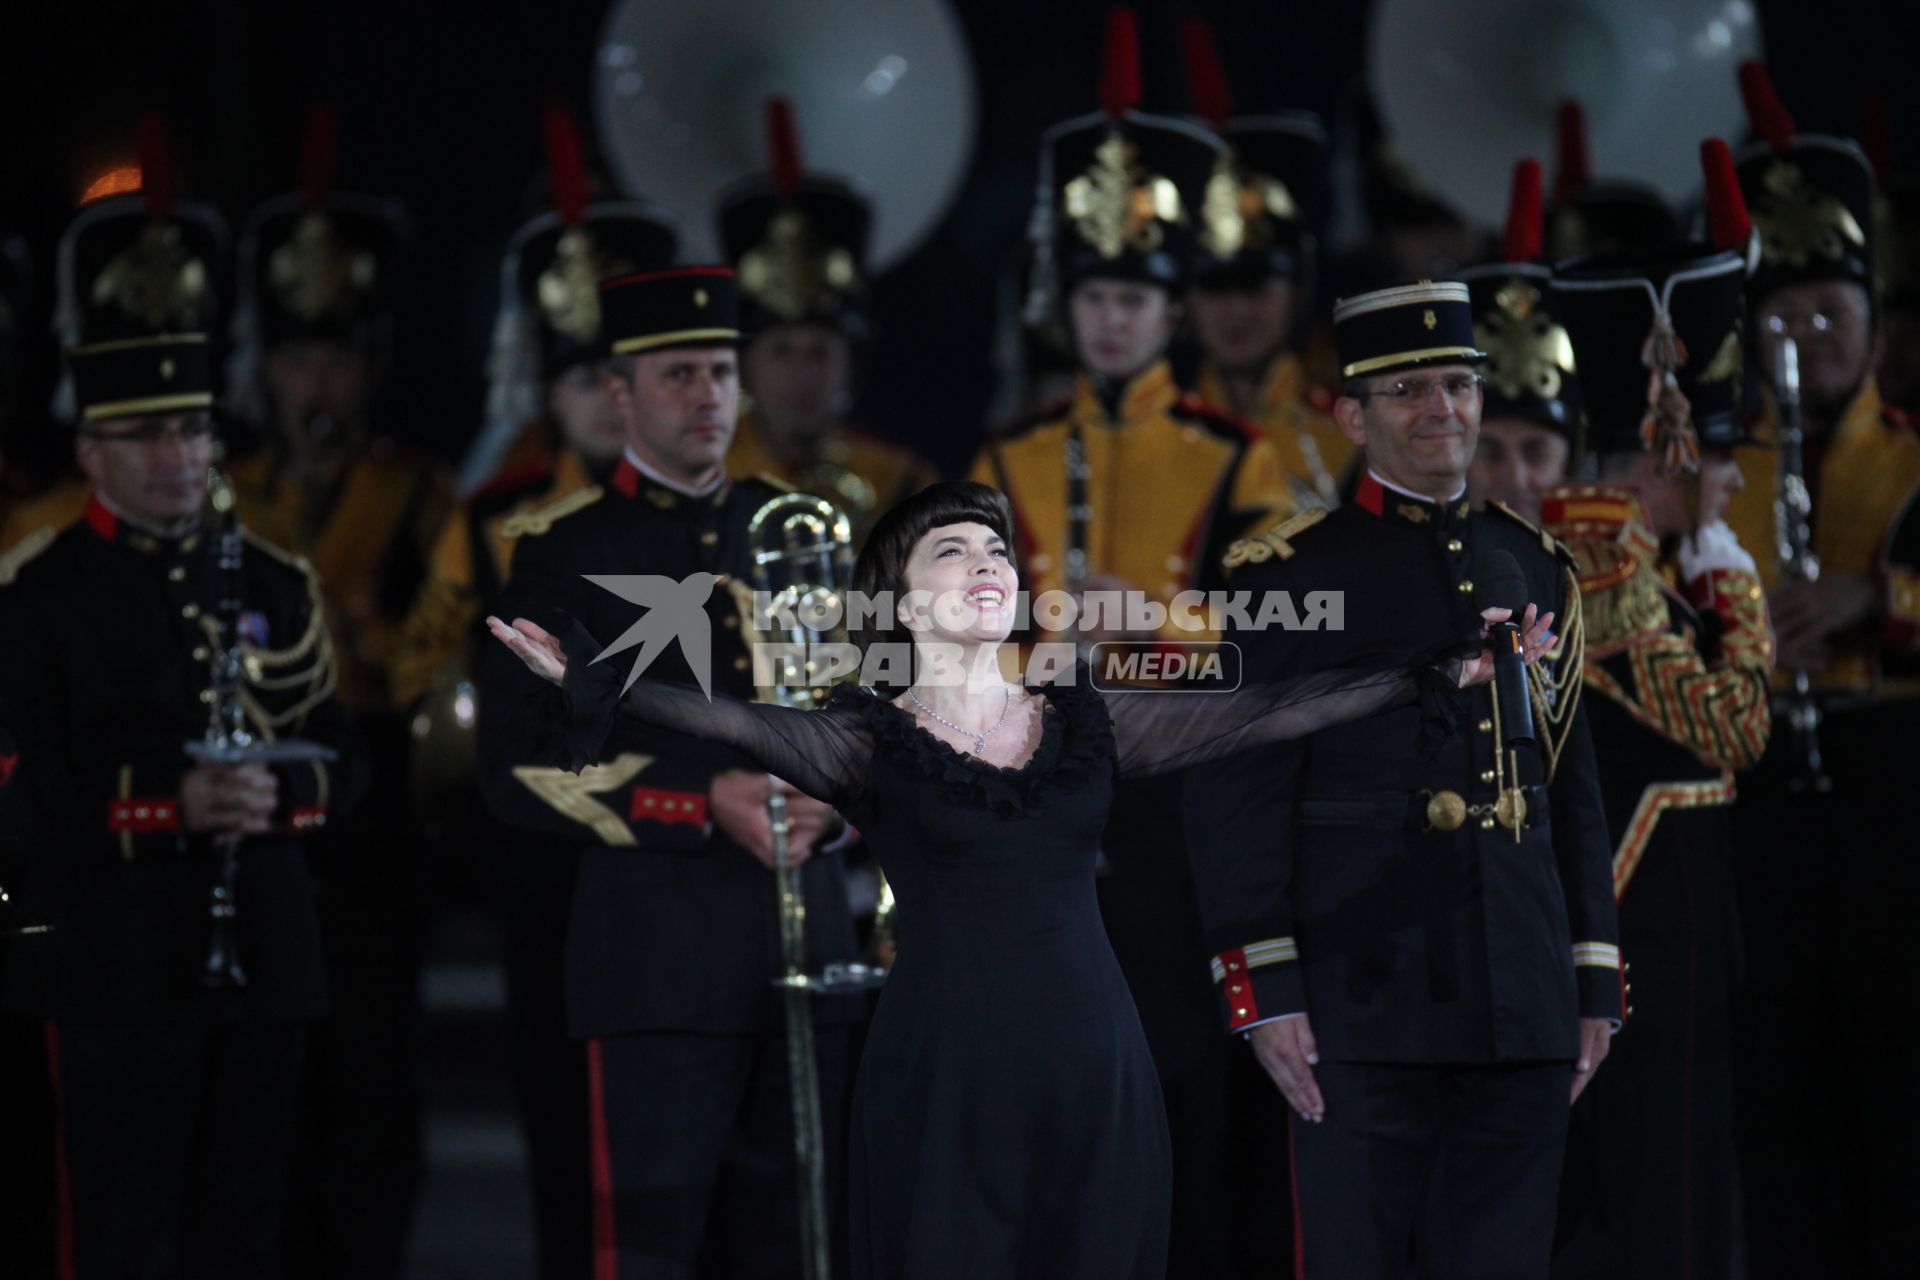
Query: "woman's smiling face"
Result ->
[[898, 521, 1018, 645]]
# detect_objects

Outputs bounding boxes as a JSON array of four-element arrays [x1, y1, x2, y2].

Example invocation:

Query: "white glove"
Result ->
[[1678, 520, 1757, 582]]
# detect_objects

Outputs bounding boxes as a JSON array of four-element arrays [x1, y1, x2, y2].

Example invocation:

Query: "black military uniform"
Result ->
[[478, 266, 859, 1279], [1186, 282, 1622, 1280], [1544, 170, 1773, 1278], [0, 331, 362, 1279], [398, 105, 683, 1280]]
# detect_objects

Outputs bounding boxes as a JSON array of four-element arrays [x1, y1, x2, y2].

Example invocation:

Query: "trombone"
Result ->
[[746, 491, 887, 1280]]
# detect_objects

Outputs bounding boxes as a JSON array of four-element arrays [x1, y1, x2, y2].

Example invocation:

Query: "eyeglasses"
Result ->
[[1356, 373, 1484, 405], [82, 417, 216, 446]]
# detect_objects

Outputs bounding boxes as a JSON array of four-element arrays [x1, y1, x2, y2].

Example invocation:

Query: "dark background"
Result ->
[[1, 0, 1916, 479]]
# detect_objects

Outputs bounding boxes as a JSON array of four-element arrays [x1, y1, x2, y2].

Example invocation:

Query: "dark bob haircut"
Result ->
[[849, 480, 1018, 686]]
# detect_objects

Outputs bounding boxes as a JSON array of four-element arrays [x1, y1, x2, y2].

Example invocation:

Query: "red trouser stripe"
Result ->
[[587, 1037, 617, 1280], [44, 1022, 75, 1280]]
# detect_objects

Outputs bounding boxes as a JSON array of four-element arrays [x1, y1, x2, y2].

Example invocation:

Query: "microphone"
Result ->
[[1472, 549, 1536, 748]]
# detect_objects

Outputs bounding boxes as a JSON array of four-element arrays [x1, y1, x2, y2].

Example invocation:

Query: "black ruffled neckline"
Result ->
[[836, 677, 1113, 816]]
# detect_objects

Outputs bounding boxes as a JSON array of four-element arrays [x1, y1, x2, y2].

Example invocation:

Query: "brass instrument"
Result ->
[[746, 490, 886, 1280], [187, 469, 336, 988], [1766, 327, 1831, 792]]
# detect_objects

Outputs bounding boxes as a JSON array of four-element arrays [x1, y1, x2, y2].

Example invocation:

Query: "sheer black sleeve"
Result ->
[[1103, 658, 1466, 778], [554, 621, 875, 809]]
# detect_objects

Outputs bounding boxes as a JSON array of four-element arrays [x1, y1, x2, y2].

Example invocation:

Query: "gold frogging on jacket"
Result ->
[[270, 211, 378, 323], [93, 222, 209, 330], [1064, 133, 1185, 259], [1751, 159, 1867, 270]]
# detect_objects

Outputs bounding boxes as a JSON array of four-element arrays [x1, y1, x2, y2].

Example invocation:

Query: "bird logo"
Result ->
[[583, 572, 724, 698]]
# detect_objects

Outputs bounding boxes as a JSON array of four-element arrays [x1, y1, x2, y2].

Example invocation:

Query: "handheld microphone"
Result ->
[[1472, 549, 1536, 748]]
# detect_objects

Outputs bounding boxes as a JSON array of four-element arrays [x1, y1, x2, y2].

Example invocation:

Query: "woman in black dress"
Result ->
[[488, 481, 1549, 1279]]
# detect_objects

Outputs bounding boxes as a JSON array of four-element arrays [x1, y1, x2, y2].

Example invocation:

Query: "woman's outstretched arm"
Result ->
[[1104, 604, 1553, 777], [489, 615, 873, 808]]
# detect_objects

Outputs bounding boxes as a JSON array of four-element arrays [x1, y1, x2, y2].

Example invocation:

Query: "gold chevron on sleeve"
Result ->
[[512, 752, 655, 846]]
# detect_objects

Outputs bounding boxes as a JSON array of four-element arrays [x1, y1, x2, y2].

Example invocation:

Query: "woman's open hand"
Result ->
[[486, 616, 568, 686], [1454, 604, 1555, 688]]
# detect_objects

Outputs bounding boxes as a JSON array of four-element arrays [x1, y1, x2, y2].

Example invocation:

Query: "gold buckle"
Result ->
[[1423, 789, 1466, 832], [1496, 788, 1529, 831]]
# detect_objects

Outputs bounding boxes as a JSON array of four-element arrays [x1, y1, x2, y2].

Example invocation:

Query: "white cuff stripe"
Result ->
[[1572, 942, 1622, 969]]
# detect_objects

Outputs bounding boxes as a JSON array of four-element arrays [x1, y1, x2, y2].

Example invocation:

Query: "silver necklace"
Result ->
[[909, 685, 1013, 756]]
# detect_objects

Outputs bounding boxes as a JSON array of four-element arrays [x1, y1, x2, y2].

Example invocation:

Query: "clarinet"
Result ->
[[186, 469, 337, 988], [1770, 334, 1832, 794], [1064, 426, 1092, 658], [197, 471, 251, 987]]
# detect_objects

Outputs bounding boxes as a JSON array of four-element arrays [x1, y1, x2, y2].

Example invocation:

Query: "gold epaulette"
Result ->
[[751, 472, 796, 494], [500, 485, 605, 539], [0, 525, 56, 586], [1221, 507, 1327, 572], [1488, 499, 1577, 570]]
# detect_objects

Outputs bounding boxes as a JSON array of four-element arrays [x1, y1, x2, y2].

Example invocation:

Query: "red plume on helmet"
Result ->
[[1737, 60, 1796, 154], [137, 113, 176, 219], [1099, 7, 1142, 117], [1179, 19, 1232, 129], [765, 96, 804, 200], [1501, 158, 1544, 263], [298, 102, 338, 208], [540, 99, 590, 226], [1553, 100, 1591, 207], [1700, 137, 1753, 253], [1862, 87, 1896, 181]]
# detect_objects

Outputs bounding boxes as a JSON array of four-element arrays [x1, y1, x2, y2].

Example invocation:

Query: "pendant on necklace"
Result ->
[[973, 736, 986, 755]]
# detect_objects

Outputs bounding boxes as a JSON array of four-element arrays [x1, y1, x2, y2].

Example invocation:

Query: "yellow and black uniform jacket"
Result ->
[[1195, 350, 1355, 511], [229, 441, 454, 713], [968, 360, 1292, 641], [726, 409, 936, 543], [1727, 381, 1920, 695]]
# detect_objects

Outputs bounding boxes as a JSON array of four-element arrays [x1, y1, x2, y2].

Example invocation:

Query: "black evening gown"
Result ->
[[553, 629, 1448, 1279]]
